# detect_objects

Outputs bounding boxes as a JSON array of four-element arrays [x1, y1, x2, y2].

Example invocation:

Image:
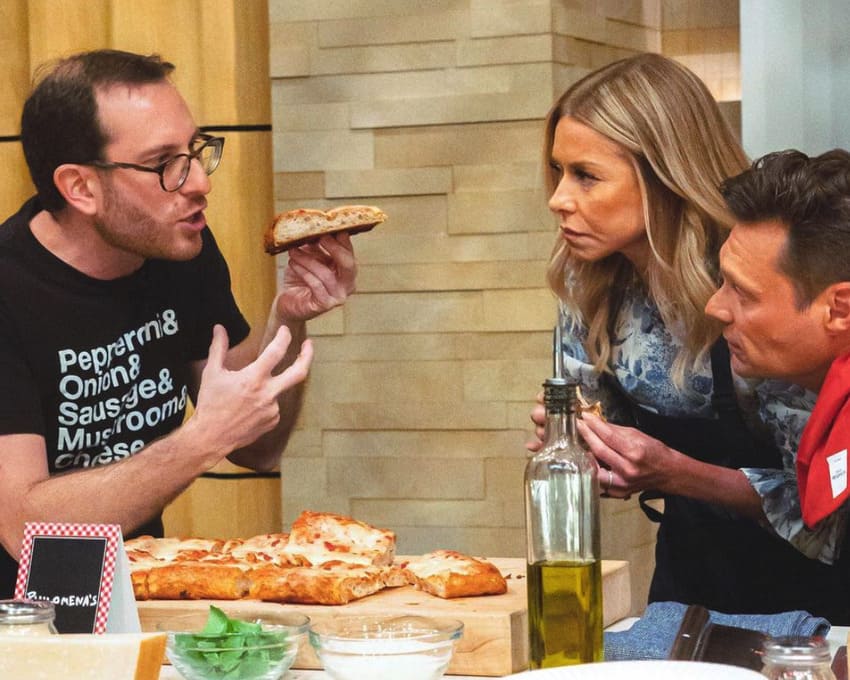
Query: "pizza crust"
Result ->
[[263, 205, 386, 254], [576, 385, 605, 420], [143, 561, 251, 600], [248, 563, 387, 605]]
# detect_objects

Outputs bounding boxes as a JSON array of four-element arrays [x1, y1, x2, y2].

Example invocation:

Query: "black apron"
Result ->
[[0, 515, 164, 599], [618, 339, 850, 622]]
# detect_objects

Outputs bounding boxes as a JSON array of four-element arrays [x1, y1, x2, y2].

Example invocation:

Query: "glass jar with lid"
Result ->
[[761, 636, 836, 680], [0, 599, 57, 635]]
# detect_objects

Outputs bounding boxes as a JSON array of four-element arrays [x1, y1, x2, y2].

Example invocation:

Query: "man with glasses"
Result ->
[[0, 49, 358, 597], [86, 132, 225, 193]]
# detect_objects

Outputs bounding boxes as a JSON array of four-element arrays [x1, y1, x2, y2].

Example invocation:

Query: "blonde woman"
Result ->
[[530, 54, 834, 618]]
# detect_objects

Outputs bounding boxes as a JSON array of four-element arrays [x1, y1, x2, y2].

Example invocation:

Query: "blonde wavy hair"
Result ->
[[544, 53, 748, 386]]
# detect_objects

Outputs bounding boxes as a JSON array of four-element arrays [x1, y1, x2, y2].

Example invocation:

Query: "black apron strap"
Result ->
[[709, 338, 739, 415], [629, 337, 749, 526], [638, 489, 665, 523], [709, 337, 782, 469]]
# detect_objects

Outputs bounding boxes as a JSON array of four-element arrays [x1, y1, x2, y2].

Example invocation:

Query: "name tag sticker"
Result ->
[[826, 449, 848, 499], [13, 522, 139, 634]]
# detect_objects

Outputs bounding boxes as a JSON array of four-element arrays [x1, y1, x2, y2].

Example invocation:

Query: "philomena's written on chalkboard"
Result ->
[[23, 535, 107, 633], [14, 522, 128, 634]]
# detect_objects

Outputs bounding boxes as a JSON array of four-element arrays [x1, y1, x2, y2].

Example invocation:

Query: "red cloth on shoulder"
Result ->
[[797, 353, 850, 528]]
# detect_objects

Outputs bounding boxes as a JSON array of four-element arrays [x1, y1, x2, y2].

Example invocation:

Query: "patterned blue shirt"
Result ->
[[560, 285, 845, 563]]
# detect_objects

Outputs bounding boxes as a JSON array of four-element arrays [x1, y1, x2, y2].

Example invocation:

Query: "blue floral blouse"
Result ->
[[561, 284, 845, 563]]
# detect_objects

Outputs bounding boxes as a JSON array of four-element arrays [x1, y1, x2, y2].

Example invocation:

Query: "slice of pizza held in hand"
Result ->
[[263, 205, 387, 254]]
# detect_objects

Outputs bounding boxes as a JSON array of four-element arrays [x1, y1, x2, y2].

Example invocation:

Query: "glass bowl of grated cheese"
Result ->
[[309, 614, 464, 680]]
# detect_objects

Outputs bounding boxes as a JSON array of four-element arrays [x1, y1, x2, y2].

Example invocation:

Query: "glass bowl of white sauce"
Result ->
[[309, 614, 464, 680]]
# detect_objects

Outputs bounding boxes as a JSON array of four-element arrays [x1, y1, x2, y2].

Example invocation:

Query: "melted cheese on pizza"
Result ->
[[283, 510, 395, 566]]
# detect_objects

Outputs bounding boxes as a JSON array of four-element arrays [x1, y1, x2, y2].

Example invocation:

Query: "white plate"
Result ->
[[506, 660, 764, 679]]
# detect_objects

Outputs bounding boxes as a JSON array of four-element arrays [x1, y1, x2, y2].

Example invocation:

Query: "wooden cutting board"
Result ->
[[138, 558, 630, 677]]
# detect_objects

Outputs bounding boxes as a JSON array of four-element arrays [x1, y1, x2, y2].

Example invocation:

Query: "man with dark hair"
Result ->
[[707, 149, 850, 530], [21, 51, 179, 213], [709, 148, 850, 385], [578, 149, 850, 622], [0, 49, 358, 597]]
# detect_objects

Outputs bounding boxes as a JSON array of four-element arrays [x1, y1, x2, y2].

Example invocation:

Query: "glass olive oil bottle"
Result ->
[[524, 326, 603, 668]]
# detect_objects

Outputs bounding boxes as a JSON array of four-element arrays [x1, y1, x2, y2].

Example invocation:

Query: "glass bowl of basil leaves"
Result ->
[[161, 605, 309, 680]]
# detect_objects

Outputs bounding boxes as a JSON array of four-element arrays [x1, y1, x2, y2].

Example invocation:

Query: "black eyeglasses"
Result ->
[[85, 134, 225, 192]]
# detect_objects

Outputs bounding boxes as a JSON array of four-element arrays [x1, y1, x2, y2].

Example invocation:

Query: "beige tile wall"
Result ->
[[269, 0, 736, 616], [662, 0, 740, 101]]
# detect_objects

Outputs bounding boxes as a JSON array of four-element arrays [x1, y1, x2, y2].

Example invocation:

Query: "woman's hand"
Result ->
[[577, 413, 678, 499], [526, 390, 546, 452]]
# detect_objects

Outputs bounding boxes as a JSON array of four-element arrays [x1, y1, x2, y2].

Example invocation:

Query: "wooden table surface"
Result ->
[[141, 558, 631, 677]]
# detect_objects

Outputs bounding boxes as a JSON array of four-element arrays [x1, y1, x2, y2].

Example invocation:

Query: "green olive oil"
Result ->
[[527, 559, 603, 668]]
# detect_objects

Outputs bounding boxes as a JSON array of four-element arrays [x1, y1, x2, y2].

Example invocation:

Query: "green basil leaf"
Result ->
[[201, 605, 230, 635], [236, 655, 270, 677], [230, 618, 262, 635]]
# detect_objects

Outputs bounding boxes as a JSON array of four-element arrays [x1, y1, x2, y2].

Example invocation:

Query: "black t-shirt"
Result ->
[[0, 196, 250, 596]]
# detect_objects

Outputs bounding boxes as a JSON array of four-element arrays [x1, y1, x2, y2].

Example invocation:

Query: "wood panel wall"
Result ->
[[0, 0, 280, 539]]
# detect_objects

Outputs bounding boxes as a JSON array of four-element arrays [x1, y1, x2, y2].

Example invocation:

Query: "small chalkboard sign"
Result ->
[[13, 522, 139, 633]]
